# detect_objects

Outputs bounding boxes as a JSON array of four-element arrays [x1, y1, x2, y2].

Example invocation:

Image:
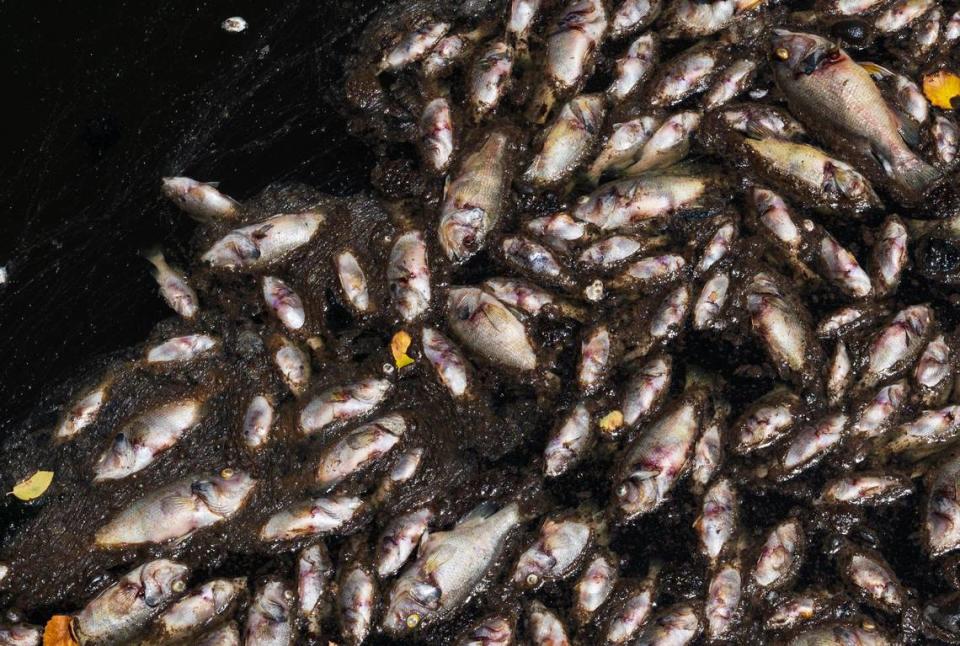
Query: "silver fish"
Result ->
[[145, 248, 198, 319], [764, 590, 834, 631], [751, 518, 804, 591], [513, 513, 592, 589], [162, 177, 239, 222], [336, 250, 373, 314], [647, 42, 723, 108], [468, 41, 514, 121], [146, 334, 218, 363], [578, 325, 611, 395], [94, 398, 204, 481], [147, 577, 247, 644], [733, 387, 801, 454], [720, 104, 806, 141], [420, 97, 455, 174], [603, 564, 661, 644], [691, 408, 724, 492], [573, 553, 618, 623], [771, 413, 848, 479], [817, 233, 872, 298], [524, 94, 606, 188], [338, 563, 376, 645], [633, 602, 700, 646], [886, 405, 960, 454], [300, 377, 393, 436], [297, 544, 333, 627], [693, 272, 730, 330], [622, 355, 672, 429], [373, 448, 424, 504], [201, 211, 326, 270], [875, 0, 933, 33], [244, 580, 295, 646], [915, 334, 952, 401], [694, 478, 738, 563], [389, 230, 432, 323], [785, 622, 891, 645], [858, 304, 933, 390], [96, 470, 256, 547], [648, 284, 691, 344], [376, 507, 434, 579], [262, 276, 305, 331], [585, 116, 660, 185], [382, 502, 522, 635], [525, 212, 589, 251], [439, 130, 512, 263], [456, 615, 515, 646], [260, 494, 365, 542], [379, 21, 449, 73], [850, 380, 910, 438], [272, 336, 310, 397], [501, 236, 568, 284], [507, 0, 542, 45], [447, 287, 537, 371], [933, 115, 959, 166], [705, 562, 742, 640], [574, 173, 716, 231], [871, 215, 908, 296], [579, 235, 650, 267], [422, 327, 471, 398], [423, 27, 488, 78], [482, 278, 555, 317], [703, 59, 757, 109], [544, 403, 593, 477], [662, 0, 764, 39], [839, 546, 904, 612], [315, 413, 406, 489], [827, 341, 852, 408], [817, 306, 866, 338], [746, 272, 819, 383], [608, 33, 658, 102], [697, 219, 735, 272], [243, 395, 274, 450], [54, 377, 112, 442], [624, 111, 701, 176], [73, 559, 190, 645], [527, 601, 570, 646], [927, 451, 960, 556], [613, 254, 686, 289], [609, 0, 662, 40], [819, 472, 913, 506]]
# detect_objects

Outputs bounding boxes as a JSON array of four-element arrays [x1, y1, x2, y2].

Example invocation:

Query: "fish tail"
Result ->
[[142, 245, 166, 274], [897, 156, 941, 196]]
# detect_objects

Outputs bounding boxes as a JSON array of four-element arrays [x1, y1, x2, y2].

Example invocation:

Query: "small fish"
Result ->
[[915, 334, 952, 401], [585, 116, 660, 185], [746, 272, 821, 384], [373, 448, 425, 504], [662, 0, 763, 39], [646, 42, 724, 108], [94, 398, 204, 481], [297, 544, 333, 628], [858, 304, 933, 390], [146, 334, 218, 363], [201, 211, 326, 270], [162, 177, 239, 222], [609, 0, 662, 40], [544, 403, 594, 477], [932, 115, 959, 166], [482, 278, 555, 317], [691, 406, 725, 492], [147, 577, 247, 644], [624, 111, 701, 176], [72, 559, 190, 645], [838, 545, 905, 612], [573, 553, 618, 624], [751, 518, 804, 591], [647, 284, 691, 342], [694, 478, 738, 563], [819, 472, 913, 506], [578, 325, 611, 395], [827, 342, 852, 408], [243, 395, 275, 450], [501, 236, 568, 285], [262, 276, 305, 331], [927, 451, 960, 556], [506, 0, 542, 45], [376, 507, 434, 579], [608, 34, 659, 102], [260, 494, 366, 542], [513, 513, 592, 589], [693, 272, 730, 330], [456, 615, 515, 646], [382, 502, 522, 635], [764, 590, 835, 631], [524, 94, 606, 189], [622, 355, 672, 429], [145, 248, 199, 319], [420, 98, 455, 174], [272, 336, 310, 396], [705, 562, 742, 640], [580, 235, 648, 267], [468, 41, 514, 121], [874, 0, 933, 33], [244, 580, 295, 646], [95, 470, 256, 546], [422, 327, 471, 398], [527, 601, 570, 646], [300, 377, 393, 436], [786, 623, 892, 645], [389, 230, 432, 323], [574, 173, 718, 231], [338, 562, 376, 645], [447, 287, 537, 371], [315, 413, 407, 488], [525, 212, 589, 251], [379, 21, 450, 73], [0, 625, 41, 646], [423, 27, 486, 78], [817, 233, 873, 298], [886, 405, 960, 454], [733, 387, 801, 454], [603, 564, 661, 644], [697, 219, 736, 272], [439, 130, 513, 263], [336, 250, 374, 314], [703, 59, 757, 109], [850, 380, 910, 438], [771, 413, 848, 480], [871, 215, 908, 296], [719, 104, 806, 141], [54, 377, 112, 442], [633, 602, 701, 646]]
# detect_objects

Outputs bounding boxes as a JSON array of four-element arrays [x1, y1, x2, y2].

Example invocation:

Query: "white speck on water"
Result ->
[[222, 16, 248, 33], [749, 88, 769, 99], [0, 266, 7, 284]]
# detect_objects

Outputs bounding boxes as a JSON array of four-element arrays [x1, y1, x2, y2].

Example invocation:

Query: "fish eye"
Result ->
[[526, 573, 539, 586], [774, 47, 789, 60], [406, 613, 421, 628], [616, 484, 628, 497], [172, 580, 186, 592], [220, 468, 234, 479]]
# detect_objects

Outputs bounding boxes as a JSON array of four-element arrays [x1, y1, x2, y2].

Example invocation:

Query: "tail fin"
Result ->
[[897, 157, 941, 197], [142, 246, 166, 277]]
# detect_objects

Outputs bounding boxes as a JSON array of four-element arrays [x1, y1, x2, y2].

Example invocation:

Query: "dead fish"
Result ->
[[379, 21, 450, 73], [646, 42, 724, 108], [705, 562, 743, 640], [260, 494, 366, 542], [771, 30, 939, 200], [751, 518, 804, 591], [146, 334, 218, 363], [420, 97, 455, 174], [242, 395, 275, 450], [544, 403, 594, 477], [72, 559, 190, 646], [337, 562, 376, 645], [525, 212, 590, 251], [691, 405, 725, 492], [819, 472, 913, 506], [850, 380, 910, 438], [602, 564, 661, 644], [609, 0, 662, 40], [827, 342, 852, 408], [389, 230, 432, 323], [456, 615, 515, 646], [272, 336, 310, 396], [733, 387, 801, 454], [614, 390, 703, 520], [622, 354, 672, 429], [719, 103, 806, 140], [607, 34, 659, 103], [703, 59, 757, 109], [376, 507, 434, 579], [585, 116, 661, 185], [633, 602, 701, 646], [784, 622, 892, 645], [145, 248, 199, 319], [948, 9, 960, 41], [578, 325, 611, 395], [262, 276, 305, 331], [697, 219, 735, 272], [746, 272, 821, 384], [915, 334, 953, 405], [506, 0, 542, 46], [162, 177, 239, 222], [93, 398, 204, 481], [764, 590, 836, 631], [468, 41, 514, 121], [300, 377, 393, 436], [297, 544, 333, 628], [623, 111, 701, 176], [482, 277, 555, 317], [382, 501, 522, 635], [201, 211, 326, 270], [573, 172, 719, 231], [197, 623, 240, 646], [871, 215, 908, 296], [573, 552, 618, 624], [315, 413, 407, 489], [886, 404, 960, 454], [647, 283, 691, 343], [146, 577, 247, 644], [422, 31, 476, 79], [579, 233, 660, 267], [932, 115, 959, 166], [95, 470, 256, 547], [501, 236, 568, 285], [693, 272, 730, 330], [244, 580, 295, 646], [927, 451, 960, 556], [373, 448, 424, 504], [524, 94, 606, 189], [817, 0, 886, 16], [817, 233, 873, 298], [447, 286, 537, 371], [662, 0, 764, 39], [439, 130, 512, 263], [874, 0, 934, 33], [861, 62, 928, 126], [336, 250, 374, 314], [858, 304, 933, 390], [838, 544, 905, 612], [422, 327, 471, 398], [694, 477, 738, 563], [770, 413, 848, 480], [512, 512, 592, 589], [54, 377, 112, 442], [527, 601, 570, 646]]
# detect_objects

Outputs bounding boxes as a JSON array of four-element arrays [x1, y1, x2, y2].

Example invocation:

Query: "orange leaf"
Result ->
[[43, 615, 78, 646], [390, 331, 415, 369], [599, 410, 624, 433], [923, 70, 960, 110]]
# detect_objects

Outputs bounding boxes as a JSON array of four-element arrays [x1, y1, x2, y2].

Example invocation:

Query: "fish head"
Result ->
[[201, 232, 260, 268], [440, 208, 486, 262], [141, 560, 190, 607], [770, 30, 842, 77], [448, 287, 483, 324], [192, 470, 256, 516], [615, 471, 660, 518], [383, 577, 442, 635], [161, 177, 198, 205]]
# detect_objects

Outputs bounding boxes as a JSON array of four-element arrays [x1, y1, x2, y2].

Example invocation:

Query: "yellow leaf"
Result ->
[[390, 331, 415, 369], [43, 615, 78, 646], [923, 70, 960, 110], [11, 470, 54, 501], [599, 410, 624, 433]]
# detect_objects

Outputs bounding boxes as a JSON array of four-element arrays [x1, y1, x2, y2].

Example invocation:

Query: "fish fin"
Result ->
[[894, 111, 921, 148], [160, 494, 199, 515], [458, 500, 499, 527], [205, 181, 220, 188], [874, 140, 942, 194], [859, 61, 892, 79], [142, 246, 165, 273]]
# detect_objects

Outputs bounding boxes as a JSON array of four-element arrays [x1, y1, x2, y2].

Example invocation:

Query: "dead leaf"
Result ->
[[43, 615, 77, 646], [390, 331, 415, 369], [599, 410, 624, 433], [923, 70, 960, 110], [11, 470, 54, 501]]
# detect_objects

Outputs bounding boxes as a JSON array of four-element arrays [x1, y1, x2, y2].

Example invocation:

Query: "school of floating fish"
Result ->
[[5, 0, 960, 644]]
